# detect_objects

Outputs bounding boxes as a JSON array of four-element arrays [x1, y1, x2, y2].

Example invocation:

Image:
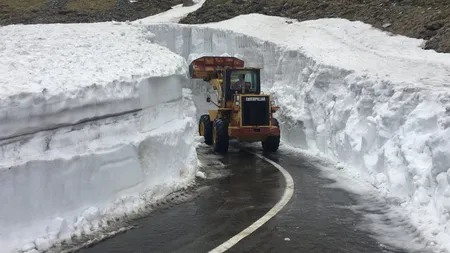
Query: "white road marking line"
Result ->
[[208, 149, 295, 253]]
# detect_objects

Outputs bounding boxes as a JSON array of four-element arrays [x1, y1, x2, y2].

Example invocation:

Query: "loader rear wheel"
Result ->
[[213, 118, 229, 153], [262, 118, 280, 152], [199, 114, 213, 145]]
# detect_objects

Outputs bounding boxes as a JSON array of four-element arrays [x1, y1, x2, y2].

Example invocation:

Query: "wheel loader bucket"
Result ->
[[189, 56, 244, 79]]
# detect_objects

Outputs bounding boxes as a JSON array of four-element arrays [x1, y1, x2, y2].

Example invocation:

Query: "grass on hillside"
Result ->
[[65, 0, 117, 12], [0, 0, 47, 12]]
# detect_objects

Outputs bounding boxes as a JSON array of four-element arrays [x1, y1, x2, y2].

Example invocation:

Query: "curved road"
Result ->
[[77, 145, 412, 253]]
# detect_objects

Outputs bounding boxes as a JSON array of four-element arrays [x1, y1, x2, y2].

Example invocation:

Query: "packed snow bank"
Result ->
[[144, 14, 450, 251], [0, 93, 197, 253], [0, 22, 187, 140], [0, 22, 198, 253]]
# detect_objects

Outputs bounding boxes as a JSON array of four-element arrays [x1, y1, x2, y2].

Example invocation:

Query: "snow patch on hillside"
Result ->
[[134, 0, 205, 24]]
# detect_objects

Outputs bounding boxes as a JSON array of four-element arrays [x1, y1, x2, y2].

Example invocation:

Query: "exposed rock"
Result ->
[[183, 0, 195, 7]]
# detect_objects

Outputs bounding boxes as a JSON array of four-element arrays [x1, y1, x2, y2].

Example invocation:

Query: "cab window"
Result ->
[[230, 70, 258, 93]]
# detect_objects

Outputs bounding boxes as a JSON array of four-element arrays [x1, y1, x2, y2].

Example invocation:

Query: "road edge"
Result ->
[[208, 149, 295, 253]]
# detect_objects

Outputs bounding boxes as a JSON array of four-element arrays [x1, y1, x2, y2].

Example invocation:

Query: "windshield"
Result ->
[[229, 70, 258, 93]]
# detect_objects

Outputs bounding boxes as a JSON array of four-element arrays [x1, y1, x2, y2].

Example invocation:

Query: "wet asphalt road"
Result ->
[[78, 146, 409, 253]]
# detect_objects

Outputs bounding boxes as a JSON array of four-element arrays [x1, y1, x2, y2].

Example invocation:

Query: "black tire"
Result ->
[[213, 118, 229, 153], [262, 118, 280, 152], [272, 118, 280, 128], [199, 114, 213, 145]]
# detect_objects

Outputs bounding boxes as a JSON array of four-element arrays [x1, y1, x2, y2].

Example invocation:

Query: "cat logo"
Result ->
[[245, 97, 266, 102]]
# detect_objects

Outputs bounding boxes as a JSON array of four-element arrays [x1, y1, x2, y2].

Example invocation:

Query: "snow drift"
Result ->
[[0, 22, 197, 252], [142, 14, 450, 251]]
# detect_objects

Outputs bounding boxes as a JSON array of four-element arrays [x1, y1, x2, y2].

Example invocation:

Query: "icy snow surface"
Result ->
[[0, 21, 198, 252], [143, 14, 450, 252]]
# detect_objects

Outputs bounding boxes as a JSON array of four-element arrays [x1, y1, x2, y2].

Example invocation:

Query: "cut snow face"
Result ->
[[0, 21, 188, 140], [0, 21, 198, 253], [142, 13, 450, 253]]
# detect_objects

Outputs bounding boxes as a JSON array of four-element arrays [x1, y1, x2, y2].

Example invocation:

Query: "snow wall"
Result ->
[[0, 23, 198, 252], [144, 15, 450, 250]]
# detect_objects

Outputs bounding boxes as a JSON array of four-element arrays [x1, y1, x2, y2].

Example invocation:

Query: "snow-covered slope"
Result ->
[[143, 14, 450, 252], [0, 22, 198, 252]]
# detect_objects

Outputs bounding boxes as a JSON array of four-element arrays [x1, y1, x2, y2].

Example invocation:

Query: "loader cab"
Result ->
[[224, 69, 261, 101]]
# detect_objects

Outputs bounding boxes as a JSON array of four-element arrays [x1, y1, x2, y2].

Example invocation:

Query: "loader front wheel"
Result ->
[[199, 114, 213, 145], [213, 118, 229, 153], [262, 118, 280, 152]]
